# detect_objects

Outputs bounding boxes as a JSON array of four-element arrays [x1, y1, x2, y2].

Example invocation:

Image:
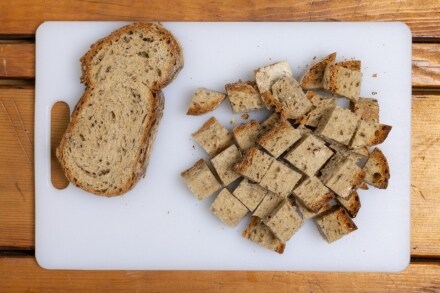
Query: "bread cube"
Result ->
[[350, 120, 392, 149], [186, 88, 226, 115], [242, 217, 285, 254], [336, 190, 361, 218], [351, 97, 379, 122], [299, 52, 337, 90], [335, 60, 361, 71], [192, 117, 232, 156], [260, 112, 281, 135], [232, 120, 263, 151], [258, 121, 302, 158], [233, 147, 275, 183], [271, 76, 313, 119], [297, 200, 332, 220], [323, 64, 362, 101], [210, 188, 248, 227], [253, 191, 284, 219], [284, 134, 334, 177], [260, 160, 302, 197], [255, 61, 293, 109], [211, 144, 242, 185], [225, 81, 265, 113], [293, 176, 334, 212], [181, 159, 222, 200], [233, 178, 268, 212], [314, 206, 357, 243], [363, 148, 390, 189], [298, 91, 337, 127], [315, 106, 360, 145], [263, 200, 304, 243]]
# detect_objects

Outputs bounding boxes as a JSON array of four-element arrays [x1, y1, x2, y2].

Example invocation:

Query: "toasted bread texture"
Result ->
[[187, 88, 226, 115], [300, 52, 337, 89]]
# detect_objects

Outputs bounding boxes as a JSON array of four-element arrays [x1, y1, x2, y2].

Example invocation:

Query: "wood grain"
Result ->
[[1, 87, 440, 256], [413, 44, 440, 88], [0, 257, 439, 292], [0, 0, 440, 38], [0, 44, 34, 79]]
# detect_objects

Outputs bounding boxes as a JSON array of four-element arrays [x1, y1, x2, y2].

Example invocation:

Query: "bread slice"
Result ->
[[232, 120, 263, 152], [192, 117, 232, 156], [315, 106, 360, 145], [233, 147, 275, 183], [299, 52, 337, 89], [210, 144, 242, 186], [242, 217, 285, 254], [211, 188, 248, 227], [351, 97, 379, 122], [350, 120, 392, 149], [181, 159, 222, 200], [253, 191, 284, 219], [323, 64, 362, 102], [336, 190, 361, 218], [255, 61, 293, 109], [314, 206, 357, 243], [363, 147, 390, 189], [335, 60, 361, 71], [263, 200, 304, 243], [57, 23, 184, 196], [293, 176, 334, 213], [233, 178, 269, 212], [225, 81, 265, 113], [258, 120, 302, 158], [186, 88, 226, 115], [271, 76, 313, 119], [260, 160, 302, 198]]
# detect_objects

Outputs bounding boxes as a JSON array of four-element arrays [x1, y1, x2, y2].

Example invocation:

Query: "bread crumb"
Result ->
[[241, 113, 250, 120], [372, 91, 377, 95], [372, 73, 377, 78]]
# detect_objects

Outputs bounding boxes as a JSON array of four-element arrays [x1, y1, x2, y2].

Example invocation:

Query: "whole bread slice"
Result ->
[[57, 23, 184, 196]]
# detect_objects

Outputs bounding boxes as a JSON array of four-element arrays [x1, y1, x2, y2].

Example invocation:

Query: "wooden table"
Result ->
[[1, 1, 439, 291]]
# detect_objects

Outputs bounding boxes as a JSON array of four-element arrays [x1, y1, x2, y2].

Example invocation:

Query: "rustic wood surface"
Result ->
[[1, 0, 439, 291]]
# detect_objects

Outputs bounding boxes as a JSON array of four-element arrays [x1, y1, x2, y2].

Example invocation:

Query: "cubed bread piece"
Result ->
[[271, 76, 313, 119], [258, 120, 302, 157], [211, 144, 242, 185], [181, 159, 222, 200], [192, 117, 232, 156], [297, 200, 332, 220], [263, 200, 304, 243], [233, 178, 269, 212], [335, 60, 361, 71], [187, 88, 226, 115], [260, 160, 302, 197], [284, 134, 334, 177], [255, 61, 293, 109], [328, 141, 368, 164], [233, 147, 275, 183], [315, 106, 360, 145], [351, 97, 379, 122], [336, 190, 361, 218], [253, 191, 284, 219], [359, 181, 369, 190], [210, 188, 248, 227], [323, 64, 362, 101], [260, 112, 281, 135], [242, 217, 285, 254], [297, 91, 337, 127], [320, 155, 366, 199], [299, 52, 337, 89], [314, 206, 357, 243], [363, 147, 390, 189], [293, 176, 334, 212], [225, 81, 265, 113], [232, 120, 263, 151], [350, 120, 392, 149], [319, 152, 348, 183]]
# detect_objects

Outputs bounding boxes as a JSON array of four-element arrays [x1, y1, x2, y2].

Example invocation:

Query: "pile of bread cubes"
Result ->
[[181, 52, 391, 254]]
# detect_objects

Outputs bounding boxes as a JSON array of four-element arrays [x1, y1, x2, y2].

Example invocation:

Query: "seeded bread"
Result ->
[[242, 217, 285, 254], [253, 192, 284, 219], [351, 97, 379, 122], [225, 81, 265, 113], [335, 60, 361, 71], [350, 120, 392, 149], [260, 160, 302, 198], [315, 106, 360, 145], [57, 22, 184, 196], [260, 112, 281, 135], [297, 200, 332, 220], [314, 206, 358, 243], [297, 91, 337, 127], [293, 176, 334, 213], [336, 190, 361, 218], [233, 178, 269, 211], [233, 147, 275, 183], [181, 159, 222, 200], [232, 120, 263, 152], [263, 200, 304, 243], [210, 144, 242, 185], [187, 88, 226, 115], [299, 52, 337, 89], [258, 120, 302, 158], [211, 188, 248, 227], [323, 64, 362, 102], [363, 147, 390, 189], [192, 117, 232, 156]]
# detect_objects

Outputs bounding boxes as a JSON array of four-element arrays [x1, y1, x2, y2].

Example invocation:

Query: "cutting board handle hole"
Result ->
[[51, 101, 70, 190]]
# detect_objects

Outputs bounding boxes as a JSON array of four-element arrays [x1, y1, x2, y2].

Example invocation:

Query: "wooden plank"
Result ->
[[0, 44, 34, 79], [0, 0, 440, 38], [0, 42, 439, 87], [0, 257, 439, 292], [1, 88, 440, 256]]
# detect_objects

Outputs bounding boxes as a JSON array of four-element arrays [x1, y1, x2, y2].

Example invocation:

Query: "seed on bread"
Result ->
[[323, 64, 362, 102], [181, 159, 222, 200], [259, 160, 302, 198], [315, 106, 360, 145], [350, 120, 392, 149], [187, 88, 226, 115], [192, 117, 232, 156]]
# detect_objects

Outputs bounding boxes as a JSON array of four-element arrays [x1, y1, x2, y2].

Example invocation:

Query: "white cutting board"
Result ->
[[35, 22, 411, 271]]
